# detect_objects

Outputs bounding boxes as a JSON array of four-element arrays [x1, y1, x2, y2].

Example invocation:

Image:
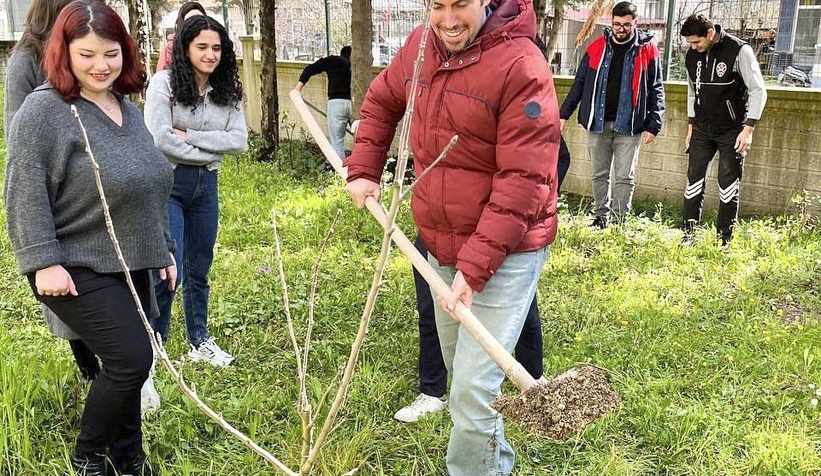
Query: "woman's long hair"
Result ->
[[16, 0, 73, 61], [175, 2, 206, 33], [169, 15, 242, 109]]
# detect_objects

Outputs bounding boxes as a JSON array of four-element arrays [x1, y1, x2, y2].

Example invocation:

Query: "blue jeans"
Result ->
[[587, 122, 642, 222], [413, 238, 543, 398], [428, 247, 548, 476], [327, 98, 351, 160], [151, 165, 218, 346]]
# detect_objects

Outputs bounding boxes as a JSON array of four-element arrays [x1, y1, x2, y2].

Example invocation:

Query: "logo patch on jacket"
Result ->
[[525, 101, 541, 119], [716, 62, 727, 78]]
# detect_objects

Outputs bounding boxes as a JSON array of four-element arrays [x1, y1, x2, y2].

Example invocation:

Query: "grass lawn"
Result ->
[[1, 121, 820, 475]]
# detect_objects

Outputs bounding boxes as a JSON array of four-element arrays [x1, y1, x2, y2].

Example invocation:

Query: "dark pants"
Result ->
[[30, 267, 153, 457], [152, 164, 219, 346], [413, 239, 543, 398], [683, 125, 745, 241], [557, 135, 571, 194]]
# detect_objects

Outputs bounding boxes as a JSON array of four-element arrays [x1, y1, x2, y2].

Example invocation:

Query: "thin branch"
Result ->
[[270, 210, 310, 463], [400, 134, 458, 201], [301, 6, 437, 474], [305, 209, 342, 379], [71, 106, 297, 476]]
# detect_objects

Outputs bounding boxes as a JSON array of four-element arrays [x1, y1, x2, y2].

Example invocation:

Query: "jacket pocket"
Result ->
[[725, 100, 737, 122]]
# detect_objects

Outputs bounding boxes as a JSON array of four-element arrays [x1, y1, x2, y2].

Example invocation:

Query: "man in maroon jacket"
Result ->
[[346, 0, 560, 474]]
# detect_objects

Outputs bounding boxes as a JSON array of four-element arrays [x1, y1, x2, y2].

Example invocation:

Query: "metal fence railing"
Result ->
[[272, 0, 819, 87]]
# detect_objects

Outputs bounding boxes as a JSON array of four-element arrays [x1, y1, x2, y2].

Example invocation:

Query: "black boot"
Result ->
[[68, 452, 107, 476], [112, 449, 154, 476], [590, 216, 608, 229]]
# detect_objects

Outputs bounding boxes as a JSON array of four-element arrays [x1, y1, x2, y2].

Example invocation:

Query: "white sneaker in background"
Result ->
[[188, 337, 235, 367], [140, 375, 160, 417], [393, 393, 448, 423]]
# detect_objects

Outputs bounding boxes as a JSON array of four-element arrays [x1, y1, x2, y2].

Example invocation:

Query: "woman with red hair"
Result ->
[[4, 1, 175, 474]]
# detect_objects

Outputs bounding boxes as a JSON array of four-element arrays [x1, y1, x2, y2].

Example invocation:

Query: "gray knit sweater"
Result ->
[[144, 70, 248, 170], [4, 85, 175, 275], [3, 45, 46, 139]]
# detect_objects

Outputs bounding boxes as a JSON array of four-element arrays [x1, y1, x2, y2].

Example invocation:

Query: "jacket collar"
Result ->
[[603, 26, 653, 47]]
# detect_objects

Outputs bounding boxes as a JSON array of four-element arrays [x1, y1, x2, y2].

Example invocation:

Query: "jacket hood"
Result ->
[[602, 26, 654, 47], [477, 0, 536, 45]]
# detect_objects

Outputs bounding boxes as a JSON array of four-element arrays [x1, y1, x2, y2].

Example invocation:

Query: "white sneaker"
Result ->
[[188, 337, 235, 367], [140, 375, 160, 417], [393, 393, 447, 423]]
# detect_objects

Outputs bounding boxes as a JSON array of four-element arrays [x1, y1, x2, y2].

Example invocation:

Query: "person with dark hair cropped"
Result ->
[[394, 81, 571, 423], [295, 46, 352, 159], [155, 1, 205, 73], [1, 0, 103, 384], [679, 14, 767, 245], [145, 15, 247, 368], [4, 1, 177, 473], [560, 1, 665, 228]]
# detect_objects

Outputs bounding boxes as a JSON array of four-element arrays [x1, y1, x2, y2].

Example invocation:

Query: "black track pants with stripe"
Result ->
[[682, 125, 745, 240]]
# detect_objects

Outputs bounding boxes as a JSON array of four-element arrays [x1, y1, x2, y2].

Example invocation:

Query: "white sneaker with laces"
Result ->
[[188, 337, 235, 367], [393, 393, 447, 423], [140, 375, 160, 417]]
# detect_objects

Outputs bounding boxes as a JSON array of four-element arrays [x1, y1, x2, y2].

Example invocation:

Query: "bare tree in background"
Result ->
[[533, 0, 547, 51], [350, 0, 373, 119], [128, 0, 151, 104], [259, 0, 279, 157], [147, 0, 171, 47], [543, 0, 587, 62], [230, 0, 259, 35]]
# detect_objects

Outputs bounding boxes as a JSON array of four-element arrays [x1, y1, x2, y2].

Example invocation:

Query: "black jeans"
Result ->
[[413, 239, 543, 398], [683, 125, 745, 240], [29, 267, 153, 457]]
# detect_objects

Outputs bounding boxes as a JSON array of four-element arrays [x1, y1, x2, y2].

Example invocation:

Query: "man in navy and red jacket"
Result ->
[[560, 1, 665, 228], [344, 0, 560, 474]]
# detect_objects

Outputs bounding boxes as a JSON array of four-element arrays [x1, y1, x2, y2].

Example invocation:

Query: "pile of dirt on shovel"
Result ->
[[492, 365, 620, 439]]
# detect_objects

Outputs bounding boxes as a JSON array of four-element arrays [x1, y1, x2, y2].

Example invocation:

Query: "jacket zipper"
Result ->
[[726, 100, 736, 121], [587, 46, 606, 130]]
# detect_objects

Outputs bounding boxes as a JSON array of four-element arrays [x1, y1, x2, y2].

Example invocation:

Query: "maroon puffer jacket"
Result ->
[[346, 0, 560, 292]]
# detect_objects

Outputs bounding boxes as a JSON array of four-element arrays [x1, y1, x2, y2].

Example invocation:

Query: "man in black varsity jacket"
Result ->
[[680, 14, 767, 245]]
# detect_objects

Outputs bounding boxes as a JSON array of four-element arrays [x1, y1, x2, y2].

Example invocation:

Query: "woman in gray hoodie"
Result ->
[[144, 15, 247, 368]]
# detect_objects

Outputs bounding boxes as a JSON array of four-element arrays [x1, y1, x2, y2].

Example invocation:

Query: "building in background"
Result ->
[[776, 0, 821, 85]]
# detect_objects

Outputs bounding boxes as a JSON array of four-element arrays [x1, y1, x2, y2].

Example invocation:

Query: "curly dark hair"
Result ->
[[169, 15, 242, 109]]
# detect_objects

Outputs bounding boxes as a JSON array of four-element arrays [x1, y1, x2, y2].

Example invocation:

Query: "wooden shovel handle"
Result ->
[[288, 90, 536, 393]]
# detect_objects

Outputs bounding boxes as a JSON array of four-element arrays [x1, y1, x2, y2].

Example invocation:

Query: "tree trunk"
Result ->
[[546, 4, 566, 61], [259, 0, 279, 156], [533, 0, 547, 47], [350, 0, 373, 119], [150, 6, 162, 47], [128, 0, 152, 106]]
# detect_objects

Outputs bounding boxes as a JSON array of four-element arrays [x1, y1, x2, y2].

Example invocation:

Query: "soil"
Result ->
[[493, 365, 621, 439]]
